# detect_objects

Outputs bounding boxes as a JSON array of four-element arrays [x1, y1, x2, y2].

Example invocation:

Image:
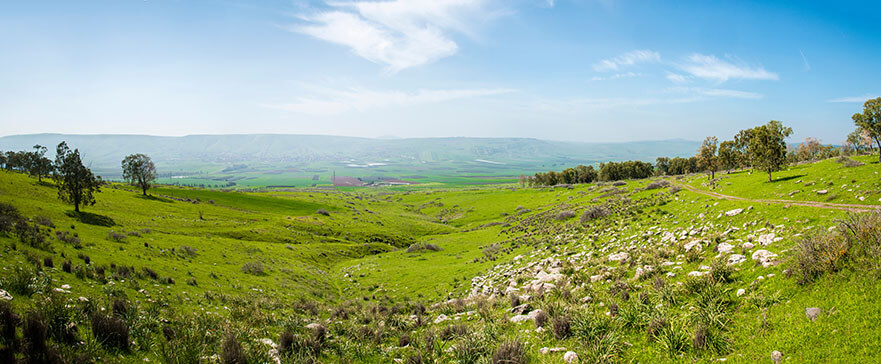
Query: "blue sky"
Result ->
[[0, 0, 878, 143]]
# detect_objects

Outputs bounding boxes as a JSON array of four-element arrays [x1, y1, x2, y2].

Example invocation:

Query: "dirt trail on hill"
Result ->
[[677, 183, 881, 212]]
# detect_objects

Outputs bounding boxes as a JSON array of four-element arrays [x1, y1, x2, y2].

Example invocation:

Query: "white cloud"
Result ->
[[827, 94, 879, 103], [291, 0, 492, 71], [680, 54, 778, 82], [590, 72, 641, 81], [799, 50, 811, 72], [592, 50, 660, 72], [665, 72, 688, 84], [265, 86, 514, 115], [667, 86, 763, 99]]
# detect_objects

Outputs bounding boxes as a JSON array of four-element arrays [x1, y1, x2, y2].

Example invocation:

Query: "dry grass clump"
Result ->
[[580, 206, 610, 224]]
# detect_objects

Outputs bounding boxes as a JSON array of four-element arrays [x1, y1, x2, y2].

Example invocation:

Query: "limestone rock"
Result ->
[[563, 351, 579, 363], [805, 307, 822, 321], [725, 208, 744, 217]]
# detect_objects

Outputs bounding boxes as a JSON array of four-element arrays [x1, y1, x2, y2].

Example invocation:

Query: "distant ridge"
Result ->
[[0, 133, 700, 177]]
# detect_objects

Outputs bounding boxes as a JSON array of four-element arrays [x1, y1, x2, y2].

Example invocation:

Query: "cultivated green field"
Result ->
[[0, 155, 879, 363]]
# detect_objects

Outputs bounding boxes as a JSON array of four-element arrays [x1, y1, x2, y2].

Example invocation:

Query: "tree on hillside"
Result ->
[[54, 142, 102, 212], [852, 97, 881, 162], [28, 145, 53, 182], [697, 136, 719, 180], [795, 137, 822, 161], [655, 157, 670, 176], [122, 154, 157, 195], [717, 140, 737, 173], [749, 120, 793, 182], [734, 128, 754, 171], [846, 128, 870, 154]]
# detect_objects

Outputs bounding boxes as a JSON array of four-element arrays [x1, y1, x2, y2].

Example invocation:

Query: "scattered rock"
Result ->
[[751, 250, 778, 268], [509, 315, 530, 324], [0, 290, 11, 301], [736, 288, 746, 297], [725, 208, 744, 217], [434, 314, 450, 324], [608, 252, 629, 262], [742, 242, 755, 250], [805, 307, 822, 321], [771, 350, 783, 364], [717, 242, 735, 254], [509, 304, 531, 315], [727, 254, 746, 265], [817, 190, 828, 195], [563, 351, 579, 363], [684, 240, 703, 252]]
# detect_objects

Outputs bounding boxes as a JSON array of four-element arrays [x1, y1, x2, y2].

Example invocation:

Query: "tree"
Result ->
[[795, 137, 822, 162], [54, 142, 102, 212], [734, 128, 755, 170], [655, 157, 670, 176], [28, 145, 53, 182], [122, 154, 157, 195], [852, 97, 881, 162], [717, 140, 737, 173], [697, 136, 719, 180], [749, 120, 793, 182], [846, 128, 870, 154]]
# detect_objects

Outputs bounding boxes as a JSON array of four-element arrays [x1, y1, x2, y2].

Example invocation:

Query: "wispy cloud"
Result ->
[[264, 86, 514, 115], [667, 86, 764, 99], [827, 94, 879, 103], [290, 0, 494, 72], [592, 50, 661, 72], [591, 72, 641, 81], [680, 54, 778, 82], [799, 50, 811, 71], [666, 72, 688, 84]]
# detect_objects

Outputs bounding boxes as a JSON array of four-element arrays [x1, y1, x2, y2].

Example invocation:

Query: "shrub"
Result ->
[[0, 203, 22, 234], [241, 261, 265, 275], [533, 310, 548, 328], [62, 260, 72, 273], [91, 313, 130, 350], [555, 210, 576, 220], [790, 231, 849, 284], [839, 211, 881, 274], [440, 325, 468, 341], [143, 267, 159, 280], [22, 312, 49, 359], [454, 333, 491, 364], [668, 185, 682, 194], [406, 243, 442, 253], [655, 318, 689, 357], [491, 340, 528, 364], [107, 231, 127, 243], [43, 257, 53, 268], [221, 333, 246, 364], [552, 315, 571, 339], [581, 206, 610, 223], [179, 245, 198, 257], [709, 257, 735, 283], [15, 220, 50, 250], [55, 230, 81, 248], [645, 180, 670, 190], [316, 209, 330, 216], [0, 301, 16, 346]]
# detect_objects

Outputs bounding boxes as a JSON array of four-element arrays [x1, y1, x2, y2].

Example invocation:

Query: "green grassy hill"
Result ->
[[0, 156, 879, 363]]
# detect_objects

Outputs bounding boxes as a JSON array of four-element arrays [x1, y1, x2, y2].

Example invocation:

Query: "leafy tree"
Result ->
[[846, 128, 870, 154], [734, 128, 754, 170], [852, 97, 881, 162], [28, 145, 53, 182], [697, 136, 719, 179], [121, 154, 157, 195], [795, 137, 822, 161], [655, 157, 670, 176], [54, 142, 102, 212], [717, 140, 737, 173], [749, 120, 793, 182]]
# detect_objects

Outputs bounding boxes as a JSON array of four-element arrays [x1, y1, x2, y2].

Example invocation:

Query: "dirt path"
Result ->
[[677, 183, 881, 212]]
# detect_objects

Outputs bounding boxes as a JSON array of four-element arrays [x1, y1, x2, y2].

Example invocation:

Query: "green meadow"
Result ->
[[0, 154, 879, 363]]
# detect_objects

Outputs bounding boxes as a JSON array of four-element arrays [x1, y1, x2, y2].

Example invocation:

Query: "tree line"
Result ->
[[524, 97, 881, 186], [1, 142, 158, 212]]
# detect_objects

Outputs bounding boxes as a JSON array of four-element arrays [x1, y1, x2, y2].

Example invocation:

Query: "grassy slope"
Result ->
[[0, 154, 878, 362]]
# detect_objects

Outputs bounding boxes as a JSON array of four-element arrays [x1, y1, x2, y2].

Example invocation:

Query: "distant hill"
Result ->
[[0, 134, 699, 181]]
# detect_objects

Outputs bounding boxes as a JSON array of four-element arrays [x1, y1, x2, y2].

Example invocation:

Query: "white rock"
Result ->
[[817, 190, 828, 195], [509, 314, 530, 324], [540, 347, 550, 355], [752, 250, 778, 268], [684, 240, 703, 252], [717, 242, 735, 254], [688, 271, 707, 277], [771, 350, 783, 364], [742, 242, 755, 250], [736, 288, 746, 297], [563, 351, 579, 362], [434, 314, 450, 324], [608, 252, 629, 262], [728, 254, 746, 265], [725, 208, 744, 217], [0, 290, 11, 301]]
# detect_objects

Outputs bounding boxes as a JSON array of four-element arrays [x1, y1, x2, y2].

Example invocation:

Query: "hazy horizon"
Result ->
[[1, 1, 879, 143]]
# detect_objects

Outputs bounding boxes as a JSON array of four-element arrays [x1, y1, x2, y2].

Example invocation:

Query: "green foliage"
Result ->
[[54, 142, 102, 212], [121, 153, 157, 196]]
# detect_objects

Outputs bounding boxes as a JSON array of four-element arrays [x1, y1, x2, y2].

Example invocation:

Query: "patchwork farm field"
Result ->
[[1, 156, 880, 363]]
